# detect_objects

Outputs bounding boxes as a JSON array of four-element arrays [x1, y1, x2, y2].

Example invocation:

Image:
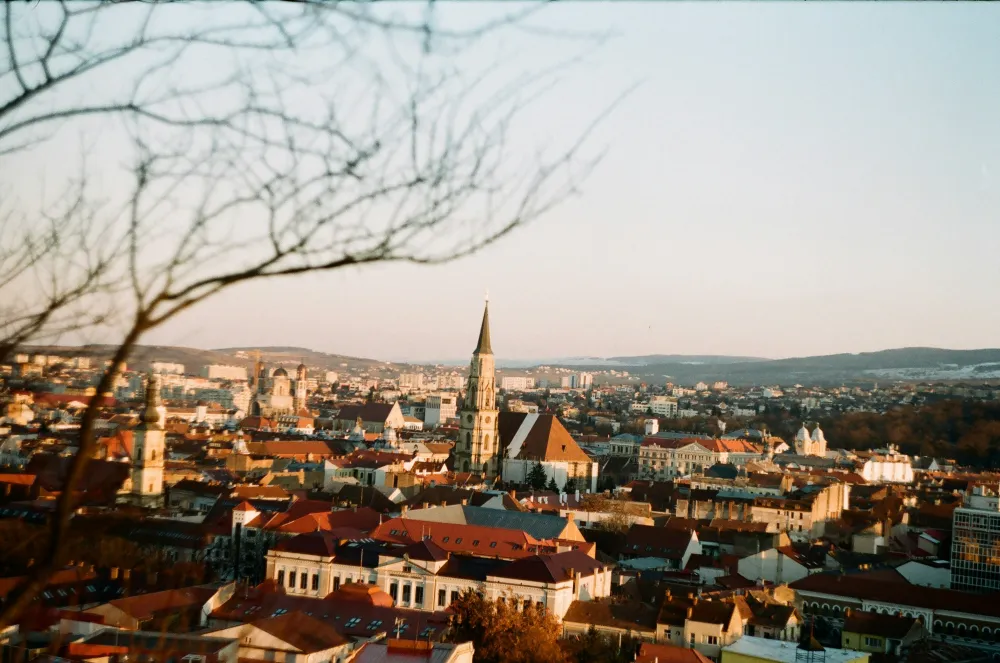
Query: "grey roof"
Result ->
[[461, 505, 570, 540]]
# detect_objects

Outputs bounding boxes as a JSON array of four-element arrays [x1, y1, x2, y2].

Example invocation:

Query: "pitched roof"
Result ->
[[635, 643, 713, 663], [402, 504, 577, 541], [272, 531, 339, 557], [562, 599, 657, 633], [373, 517, 544, 559], [106, 586, 218, 620], [490, 550, 604, 584], [249, 611, 350, 652], [336, 402, 396, 424], [498, 412, 591, 463], [843, 610, 920, 639], [790, 573, 1000, 618], [624, 525, 695, 558]]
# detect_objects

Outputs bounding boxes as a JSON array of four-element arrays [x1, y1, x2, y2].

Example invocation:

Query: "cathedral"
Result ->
[[794, 422, 827, 457], [455, 302, 500, 477], [454, 301, 599, 491], [250, 359, 309, 417]]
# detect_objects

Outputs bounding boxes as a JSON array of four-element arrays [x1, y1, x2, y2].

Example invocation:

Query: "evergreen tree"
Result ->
[[564, 477, 577, 492], [527, 461, 548, 490], [546, 476, 558, 492]]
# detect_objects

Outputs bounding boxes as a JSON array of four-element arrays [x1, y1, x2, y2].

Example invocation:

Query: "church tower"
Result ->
[[130, 373, 165, 507], [456, 301, 499, 478], [294, 363, 308, 413]]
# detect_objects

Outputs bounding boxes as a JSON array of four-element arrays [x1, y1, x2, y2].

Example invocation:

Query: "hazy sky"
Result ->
[[17, 3, 1000, 361]]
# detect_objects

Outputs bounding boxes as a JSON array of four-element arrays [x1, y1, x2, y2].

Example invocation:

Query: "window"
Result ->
[[707, 636, 718, 645], [288, 571, 296, 588], [312, 574, 319, 591], [333, 576, 340, 591], [389, 583, 398, 601], [443, 537, 450, 543], [402, 585, 411, 603], [415, 586, 423, 605], [300, 573, 308, 589], [403, 565, 412, 574], [345, 617, 361, 628], [277, 570, 285, 585], [451, 590, 459, 604], [490, 542, 497, 548], [864, 637, 881, 647], [273, 608, 288, 616], [438, 589, 447, 607], [419, 627, 436, 638], [366, 620, 383, 631], [456, 538, 463, 544], [690, 634, 696, 645], [473, 540, 480, 546]]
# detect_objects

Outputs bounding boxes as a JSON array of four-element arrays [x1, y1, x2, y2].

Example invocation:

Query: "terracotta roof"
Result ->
[[0, 473, 36, 486], [562, 599, 657, 633], [373, 517, 545, 559], [336, 403, 396, 424], [105, 586, 218, 620], [635, 643, 712, 663], [265, 506, 380, 535], [233, 501, 257, 512], [498, 412, 592, 463], [231, 485, 289, 500], [326, 583, 393, 607], [249, 611, 350, 652], [272, 531, 339, 557], [490, 550, 604, 584]]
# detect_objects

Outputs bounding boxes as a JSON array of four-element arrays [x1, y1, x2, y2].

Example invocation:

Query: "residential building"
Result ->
[[859, 446, 915, 484], [649, 396, 679, 417], [951, 485, 1000, 593], [841, 609, 927, 658], [501, 376, 535, 391], [151, 361, 185, 375], [352, 640, 474, 663], [203, 364, 249, 381], [424, 393, 457, 427]]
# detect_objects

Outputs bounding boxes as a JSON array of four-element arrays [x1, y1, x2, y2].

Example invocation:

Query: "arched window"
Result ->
[[482, 463, 489, 476]]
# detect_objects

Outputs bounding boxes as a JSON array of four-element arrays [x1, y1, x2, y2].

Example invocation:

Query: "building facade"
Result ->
[[951, 485, 1000, 593]]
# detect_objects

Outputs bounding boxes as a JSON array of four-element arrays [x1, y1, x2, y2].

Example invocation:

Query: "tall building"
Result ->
[[128, 373, 165, 508], [455, 302, 499, 478], [294, 363, 308, 412], [202, 364, 248, 381], [794, 423, 827, 457], [952, 486, 1000, 593]]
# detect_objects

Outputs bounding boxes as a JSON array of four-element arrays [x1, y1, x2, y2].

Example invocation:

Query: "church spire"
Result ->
[[474, 300, 492, 355], [141, 372, 164, 430]]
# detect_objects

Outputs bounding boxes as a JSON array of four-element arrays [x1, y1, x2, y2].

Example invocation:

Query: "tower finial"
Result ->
[[485, 289, 489, 304]]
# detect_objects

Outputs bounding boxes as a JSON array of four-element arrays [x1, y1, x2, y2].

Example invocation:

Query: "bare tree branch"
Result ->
[[0, 0, 616, 629]]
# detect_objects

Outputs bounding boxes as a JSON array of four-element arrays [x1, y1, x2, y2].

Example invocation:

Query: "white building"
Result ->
[[793, 423, 827, 457], [501, 376, 535, 391], [648, 396, 678, 417], [859, 445, 914, 484], [423, 393, 457, 427], [202, 364, 248, 381], [398, 373, 425, 390], [501, 413, 599, 492], [151, 361, 185, 375], [325, 371, 339, 384]]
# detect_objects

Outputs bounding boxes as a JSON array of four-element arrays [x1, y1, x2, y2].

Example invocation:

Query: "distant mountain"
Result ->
[[556, 347, 1000, 385], [16, 344, 1000, 386], [605, 354, 768, 366]]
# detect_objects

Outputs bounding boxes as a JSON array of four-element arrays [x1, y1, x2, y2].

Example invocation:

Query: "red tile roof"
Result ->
[[373, 517, 545, 559]]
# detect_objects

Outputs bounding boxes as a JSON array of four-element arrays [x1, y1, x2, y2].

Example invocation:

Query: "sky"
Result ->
[[8, 3, 1000, 362]]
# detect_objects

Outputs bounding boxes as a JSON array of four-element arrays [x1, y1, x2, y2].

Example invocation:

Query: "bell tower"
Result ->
[[456, 299, 499, 478], [130, 372, 165, 507]]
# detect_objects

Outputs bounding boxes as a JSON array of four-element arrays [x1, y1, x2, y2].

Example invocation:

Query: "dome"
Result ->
[[794, 424, 810, 442], [272, 367, 288, 378], [297, 363, 307, 371], [811, 425, 826, 443]]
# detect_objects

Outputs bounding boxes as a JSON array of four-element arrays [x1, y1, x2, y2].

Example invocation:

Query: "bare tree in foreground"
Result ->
[[0, 1, 612, 627]]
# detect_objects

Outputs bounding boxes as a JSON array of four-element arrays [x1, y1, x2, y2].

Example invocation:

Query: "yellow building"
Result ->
[[841, 610, 926, 656]]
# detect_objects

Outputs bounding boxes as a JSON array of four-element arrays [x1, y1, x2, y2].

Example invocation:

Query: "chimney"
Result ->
[[692, 597, 699, 605], [461, 499, 468, 506], [686, 607, 693, 619], [401, 504, 408, 514], [423, 502, 429, 510]]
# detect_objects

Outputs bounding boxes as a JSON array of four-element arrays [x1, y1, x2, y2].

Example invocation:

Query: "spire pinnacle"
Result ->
[[474, 300, 492, 355]]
